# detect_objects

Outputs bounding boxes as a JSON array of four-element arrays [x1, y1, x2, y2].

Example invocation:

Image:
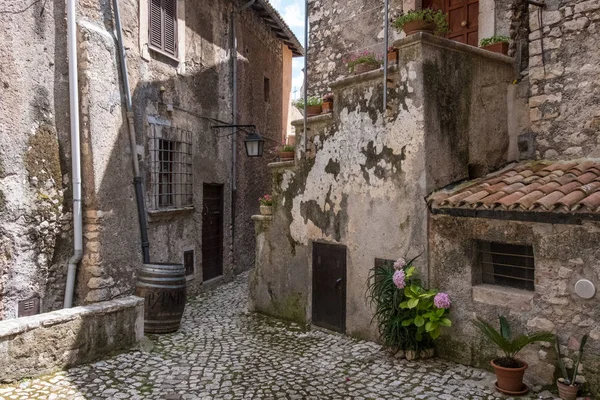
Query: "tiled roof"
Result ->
[[428, 160, 600, 214], [252, 0, 304, 57]]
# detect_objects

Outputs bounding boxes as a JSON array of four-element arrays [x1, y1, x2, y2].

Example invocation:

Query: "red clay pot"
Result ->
[[491, 359, 528, 393], [387, 50, 398, 65], [278, 151, 294, 160], [557, 380, 579, 400], [482, 42, 509, 55], [305, 104, 322, 117], [322, 101, 333, 113], [402, 20, 436, 36]]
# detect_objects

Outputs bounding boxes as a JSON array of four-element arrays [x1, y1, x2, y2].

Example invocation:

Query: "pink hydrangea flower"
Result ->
[[434, 292, 451, 309], [393, 270, 406, 289], [393, 257, 406, 270]]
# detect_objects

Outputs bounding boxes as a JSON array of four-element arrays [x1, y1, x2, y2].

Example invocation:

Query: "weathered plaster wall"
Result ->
[[0, 0, 72, 319], [528, 0, 600, 159], [251, 35, 514, 342], [429, 214, 600, 394]]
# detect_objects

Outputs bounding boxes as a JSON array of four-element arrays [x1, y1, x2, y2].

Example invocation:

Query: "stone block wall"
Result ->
[[0, 296, 144, 383], [528, 0, 600, 159], [429, 215, 600, 394]]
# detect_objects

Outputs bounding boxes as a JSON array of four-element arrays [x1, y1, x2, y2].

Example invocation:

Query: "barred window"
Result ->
[[479, 242, 535, 291], [149, 122, 192, 209]]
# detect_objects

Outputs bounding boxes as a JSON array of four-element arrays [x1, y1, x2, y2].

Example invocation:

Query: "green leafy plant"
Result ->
[[399, 283, 452, 340], [344, 51, 382, 73], [556, 334, 588, 386], [280, 144, 295, 152], [473, 316, 554, 368], [293, 96, 322, 109], [393, 9, 449, 35], [479, 35, 509, 47], [258, 194, 272, 206]]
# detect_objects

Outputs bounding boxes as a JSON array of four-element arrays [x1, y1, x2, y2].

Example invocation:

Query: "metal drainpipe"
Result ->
[[383, 0, 389, 114], [230, 0, 255, 266], [303, 0, 308, 153], [113, 0, 150, 264], [64, 0, 83, 308]]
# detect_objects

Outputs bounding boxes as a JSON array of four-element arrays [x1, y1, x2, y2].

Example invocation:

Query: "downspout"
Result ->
[[64, 0, 83, 308], [113, 0, 150, 263], [383, 0, 389, 114], [230, 0, 255, 266], [303, 0, 308, 153]]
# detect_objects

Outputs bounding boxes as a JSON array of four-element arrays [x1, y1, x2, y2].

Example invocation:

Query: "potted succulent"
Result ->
[[473, 316, 554, 395], [259, 194, 273, 215], [294, 96, 323, 117], [479, 35, 510, 55], [278, 144, 295, 161], [322, 93, 334, 113], [555, 334, 588, 400], [387, 46, 398, 65], [393, 9, 449, 36], [345, 51, 382, 75]]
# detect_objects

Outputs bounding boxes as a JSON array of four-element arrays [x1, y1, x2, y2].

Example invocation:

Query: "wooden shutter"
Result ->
[[148, 0, 178, 57]]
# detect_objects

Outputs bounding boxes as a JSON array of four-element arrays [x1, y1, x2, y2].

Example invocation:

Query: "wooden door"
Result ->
[[202, 184, 223, 281], [312, 243, 347, 333], [423, 0, 479, 47]]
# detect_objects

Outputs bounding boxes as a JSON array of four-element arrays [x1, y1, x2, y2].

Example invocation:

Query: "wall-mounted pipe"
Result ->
[[303, 0, 308, 153], [113, 0, 150, 264], [64, 0, 83, 308], [383, 0, 389, 114]]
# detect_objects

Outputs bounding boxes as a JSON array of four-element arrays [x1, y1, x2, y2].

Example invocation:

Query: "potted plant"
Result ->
[[393, 9, 449, 36], [345, 51, 382, 75], [278, 144, 295, 161], [555, 334, 588, 400], [293, 96, 323, 117], [387, 46, 398, 65], [473, 316, 554, 395], [479, 35, 510, 55], [259, 194, 273, 215], [322, 93, 334, 113]]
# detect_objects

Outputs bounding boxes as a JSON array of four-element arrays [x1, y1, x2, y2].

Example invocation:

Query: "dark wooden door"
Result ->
[[423, 0, 479, 46], [312, 243, 347, 333], [202, 184, 223, 281]]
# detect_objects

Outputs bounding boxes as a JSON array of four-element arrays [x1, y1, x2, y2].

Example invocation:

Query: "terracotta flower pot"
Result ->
[[278, 151, 294, 161], [482, 42, 509, 55], [353, 62, 380, 75], [259, 205, 272, 215], [306, 104, 322, 117], [557, 380, 579, 400], [387, 50, 398, 65], [405, 350, 417, 360], [322, 101, 333, 113], [402, 20, 436, 36], [420, 348, 435, 359], [491, 359, 528, 394]]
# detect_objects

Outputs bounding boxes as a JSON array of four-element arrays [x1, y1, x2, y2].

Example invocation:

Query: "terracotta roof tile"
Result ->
[[428, 160, 600, 215]]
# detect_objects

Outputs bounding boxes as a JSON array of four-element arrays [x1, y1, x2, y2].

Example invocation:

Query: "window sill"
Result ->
[[472, 284, 534, 311], [148, 45, 180, 63], [147, 206, 194, 222]]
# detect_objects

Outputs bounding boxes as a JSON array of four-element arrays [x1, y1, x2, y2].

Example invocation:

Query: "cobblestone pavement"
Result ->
[[1, 272, 559, 400]]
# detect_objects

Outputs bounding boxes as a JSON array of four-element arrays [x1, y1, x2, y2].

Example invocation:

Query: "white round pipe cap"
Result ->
[[574, 279, 596, 299]]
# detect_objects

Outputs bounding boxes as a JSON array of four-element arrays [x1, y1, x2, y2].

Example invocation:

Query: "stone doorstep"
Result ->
[[0, 296, 144, 338]]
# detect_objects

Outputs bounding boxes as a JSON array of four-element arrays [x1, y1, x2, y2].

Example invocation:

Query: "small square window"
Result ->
[[478, 242, 535, 291], [264, 77, 270, 103]]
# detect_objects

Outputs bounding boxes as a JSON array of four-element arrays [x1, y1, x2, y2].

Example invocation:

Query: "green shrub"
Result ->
[[344, 51, 382, 73], [479, 35, 509, 47], [393, 9, 449, 35], [293, 96, 322, 109], [281, 144, 295, 152]]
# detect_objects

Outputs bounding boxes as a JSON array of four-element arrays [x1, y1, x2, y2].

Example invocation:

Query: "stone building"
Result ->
[[251, 0, 600, 395], [0, 0, 301, 322]]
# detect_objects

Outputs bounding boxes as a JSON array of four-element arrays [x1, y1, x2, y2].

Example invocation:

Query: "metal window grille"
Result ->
[[479, 242, 535, 291], [149, 123, 192, 209]]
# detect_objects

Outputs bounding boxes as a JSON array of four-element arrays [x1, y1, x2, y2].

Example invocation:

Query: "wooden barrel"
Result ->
[[135, 263, 187, 334]]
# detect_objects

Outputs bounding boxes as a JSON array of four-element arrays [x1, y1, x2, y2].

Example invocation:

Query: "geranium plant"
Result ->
[[393, 9, 449, 35], [344, 51, 382, 73], [258, 194, 272, 206], [479, 35, 509, 47], [323, 92, 334, 102], [293, 96, 322, 109]]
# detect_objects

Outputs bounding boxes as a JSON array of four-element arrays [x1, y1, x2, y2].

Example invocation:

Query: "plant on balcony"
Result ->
[[322, 92, 334, 113], [259, 194, 273, 215], [393, 9, 449, 36], [278, 144, 295, 161], [293, 96, 323, 117], [473, 316, 554, 395], [479, 35, 510, 55], [556, 334, 588, 400], [344, 51, 382, 75]]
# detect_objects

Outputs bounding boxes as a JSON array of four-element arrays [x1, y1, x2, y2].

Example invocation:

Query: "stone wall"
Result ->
[[0, 296, 143, 382], [429, 214, 600, 394], [250, 34, 514, 340], [528, 0, 600, 159]]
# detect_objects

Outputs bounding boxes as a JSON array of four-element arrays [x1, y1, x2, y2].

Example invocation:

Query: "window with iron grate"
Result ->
[[478, 241, 535, 291], [149, 123, 192, 209], [149, 0, 178, 58]]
